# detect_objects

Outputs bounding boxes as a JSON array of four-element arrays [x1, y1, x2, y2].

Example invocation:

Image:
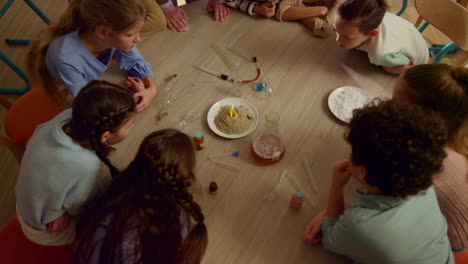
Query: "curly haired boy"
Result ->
[[304, 100, 455, 264]]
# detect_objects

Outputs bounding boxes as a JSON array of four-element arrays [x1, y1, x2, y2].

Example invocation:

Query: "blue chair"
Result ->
[[414, 0, 468, 65], [396, 0, 408, 16], [0, 0, 51, 94]]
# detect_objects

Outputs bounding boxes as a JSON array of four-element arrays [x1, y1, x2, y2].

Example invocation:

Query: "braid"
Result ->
[[143, 154, 207, 264]]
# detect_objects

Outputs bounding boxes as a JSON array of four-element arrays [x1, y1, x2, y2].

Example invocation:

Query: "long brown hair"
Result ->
[[26, 0, 146, 101], [68, 80, 136, 177], [74, 129, 208, 264], [402, 64, 468, 156], [338, 0, 388, 34]]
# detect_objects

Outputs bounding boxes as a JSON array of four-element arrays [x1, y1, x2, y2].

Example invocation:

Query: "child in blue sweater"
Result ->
[[15, 80, 136, 245], [27, 0, 157, 112]]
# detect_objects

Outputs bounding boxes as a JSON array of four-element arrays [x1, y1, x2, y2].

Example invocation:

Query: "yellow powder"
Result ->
[[214, 105, 254, 135]]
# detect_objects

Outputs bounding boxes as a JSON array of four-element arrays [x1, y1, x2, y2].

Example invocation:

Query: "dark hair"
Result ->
[[346, 100, 447, 198], [402, 64, 468, 156], [74, 129, 208, 264], [69, 80, 136, 177], [338, 0, 389, 34]]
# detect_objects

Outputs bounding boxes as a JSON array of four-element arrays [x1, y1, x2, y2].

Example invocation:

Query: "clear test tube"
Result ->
[[263, 169, 287, 201], [209, 158, 241, 173], [302, 157, 319, 193]]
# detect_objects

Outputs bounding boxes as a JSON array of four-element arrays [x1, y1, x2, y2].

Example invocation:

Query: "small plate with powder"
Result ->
[[328, 86, 374, 123], [207, 98, 259, 139]]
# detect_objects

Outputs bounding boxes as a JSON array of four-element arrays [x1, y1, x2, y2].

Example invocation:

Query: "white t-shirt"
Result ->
[[357, 12, 429, 67]]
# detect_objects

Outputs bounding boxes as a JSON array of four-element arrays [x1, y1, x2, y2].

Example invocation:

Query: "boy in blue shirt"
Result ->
[[305, 100, 454, 264]]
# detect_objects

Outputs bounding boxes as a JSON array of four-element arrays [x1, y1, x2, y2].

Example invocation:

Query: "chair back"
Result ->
[[414, 0, 468, 51], [4, 88, 64, 147], [0, 216, 72, 263]]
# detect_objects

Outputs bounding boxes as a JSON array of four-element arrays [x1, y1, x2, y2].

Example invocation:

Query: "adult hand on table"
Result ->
[[162, 6, 189, 32], [207, 0, 231, 22]]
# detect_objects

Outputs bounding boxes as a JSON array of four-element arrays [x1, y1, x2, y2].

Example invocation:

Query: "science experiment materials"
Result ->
[[251, 112, 285, 164]]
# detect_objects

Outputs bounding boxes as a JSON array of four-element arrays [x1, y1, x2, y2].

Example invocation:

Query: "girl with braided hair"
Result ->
[[393, 64, 468, 253], [15, 80, 136, 246], [74, 129, 208, 264]]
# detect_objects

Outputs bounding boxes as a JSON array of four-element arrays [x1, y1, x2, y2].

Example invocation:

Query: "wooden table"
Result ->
[[103, 1, 397, 263]]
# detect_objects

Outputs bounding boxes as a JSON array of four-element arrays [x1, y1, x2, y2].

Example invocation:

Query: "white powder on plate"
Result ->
[[329, 87, 373, 122]]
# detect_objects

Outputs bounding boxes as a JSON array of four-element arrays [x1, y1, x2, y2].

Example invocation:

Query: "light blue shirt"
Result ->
[[46, 30, 153, 97], [16, 109, 102, 230], [322, 187, 454, 264]]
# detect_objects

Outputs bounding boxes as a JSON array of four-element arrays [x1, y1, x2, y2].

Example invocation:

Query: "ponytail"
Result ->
[[26, 0, 82, 101]]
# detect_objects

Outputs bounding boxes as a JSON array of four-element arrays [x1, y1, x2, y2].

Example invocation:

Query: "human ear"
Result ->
[[100, 131, 111, 144], [367, 29, 378, 39], [353, 165, 368, 184], [95, 25, 111, 40]]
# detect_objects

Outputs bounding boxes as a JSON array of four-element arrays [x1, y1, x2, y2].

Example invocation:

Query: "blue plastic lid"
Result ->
[[232, 151, 240, 157], [193, 131, 203, 139], [254, 82, 267, 92], [295, 192, 304, 199]]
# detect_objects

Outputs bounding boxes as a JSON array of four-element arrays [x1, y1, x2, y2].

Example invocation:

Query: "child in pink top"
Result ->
[[393, 63, 468, 251]]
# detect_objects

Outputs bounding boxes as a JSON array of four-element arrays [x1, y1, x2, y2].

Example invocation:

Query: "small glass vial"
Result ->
[[193, 131, 204, 150], [290, 192, 304, 208]]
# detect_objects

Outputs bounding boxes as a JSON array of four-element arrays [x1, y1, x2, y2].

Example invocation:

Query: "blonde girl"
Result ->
[[15, 80, 136, 245], [27, 0, 156, 112], [74, 129, 208, 264]]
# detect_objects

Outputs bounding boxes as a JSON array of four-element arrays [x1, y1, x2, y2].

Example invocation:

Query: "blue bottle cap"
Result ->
[[232, 151, 240, 157], [295, 192, 304, 199], [193, 131, 203, 139], [254, 82, 267, 92]]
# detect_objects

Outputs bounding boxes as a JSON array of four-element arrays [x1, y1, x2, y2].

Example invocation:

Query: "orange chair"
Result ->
[[0, 88, 64, 162], [455, 250, 468, 264], [0, 216, 72, 264]]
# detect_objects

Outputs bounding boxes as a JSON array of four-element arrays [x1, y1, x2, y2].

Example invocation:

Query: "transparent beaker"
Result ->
[[253, 77, 273, 100], [250, 112, 285, 164]]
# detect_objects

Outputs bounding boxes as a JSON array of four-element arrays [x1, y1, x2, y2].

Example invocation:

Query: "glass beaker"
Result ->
[[250, 112, 285, 164]]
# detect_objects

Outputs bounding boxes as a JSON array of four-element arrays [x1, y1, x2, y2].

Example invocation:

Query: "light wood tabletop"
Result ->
[[102, 1, 398, 263]]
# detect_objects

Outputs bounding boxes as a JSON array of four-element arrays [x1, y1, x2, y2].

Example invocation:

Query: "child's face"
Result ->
[[106, 114, 135, 145], [110, 20, 144, 52], [334, 16, 374, 50]]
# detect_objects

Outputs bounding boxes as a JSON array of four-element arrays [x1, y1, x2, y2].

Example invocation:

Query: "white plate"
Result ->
[[328, 86, 374, 123], [207, 98, 259, 139]]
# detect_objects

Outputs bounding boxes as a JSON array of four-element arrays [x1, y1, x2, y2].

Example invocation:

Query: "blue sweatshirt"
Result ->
[[16, 109, 102, 230], [46, 30, 153, 97]]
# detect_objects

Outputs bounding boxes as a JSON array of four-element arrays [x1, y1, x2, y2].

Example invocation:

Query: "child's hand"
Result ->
[[134, 84, 157, 112], [304, 209, 327, 243], [332, 160, 352, 188], [253, 2, 276, 18], [126, 77, 145, 92], [47, 213, 71, 232]]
